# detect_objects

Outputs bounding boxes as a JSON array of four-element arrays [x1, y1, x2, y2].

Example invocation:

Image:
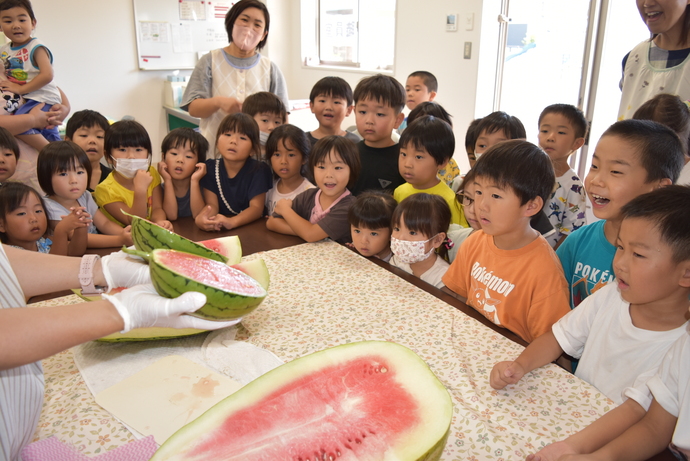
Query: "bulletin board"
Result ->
[[132, 0, 236, 70]]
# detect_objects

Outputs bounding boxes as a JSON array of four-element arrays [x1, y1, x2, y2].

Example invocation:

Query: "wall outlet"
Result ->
[[464, 42, 472, 59]]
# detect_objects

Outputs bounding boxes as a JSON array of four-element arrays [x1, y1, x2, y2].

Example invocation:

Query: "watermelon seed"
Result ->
[[336, 450, 341, 456], [355, 438, 362, 444], [344, 443, 352, 450], [328, 454, 335, 461], [380, 367, 388, 373]]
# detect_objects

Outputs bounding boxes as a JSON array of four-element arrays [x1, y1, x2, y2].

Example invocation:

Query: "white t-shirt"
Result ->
[[552, 283, 688, 406], [43, 191, 99, 234], [265, 177, 315, 216], [390, 254, 449, 289]]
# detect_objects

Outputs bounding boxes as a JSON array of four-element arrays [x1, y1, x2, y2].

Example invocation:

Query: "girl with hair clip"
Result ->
[[264, 124, 315, 216], [196, 113, 272, 231], [94, 120, 171, 230], [37, 141, 132, 255], [267, 135, 360, 244], [347, 190, 397, 261], [633, 93, 690, 185], [390, 193, 452, 289]]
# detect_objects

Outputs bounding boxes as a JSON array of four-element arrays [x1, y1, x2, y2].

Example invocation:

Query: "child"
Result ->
[[265, 124, 314, 216], [0, 0, 61, 151], [196, 113, 272, 231], [528, 186, 690, 460], [398, 71, 437, 133], [0, 181, 60, 253], [442, 140, 570, 343], [393, 115, 468, 227], [556, 119, 684, 309], [390, 193, 451, 289], [37, 141, 132, 253], [405, 101, 460, 187], [350, 74, 406, 196], [65, 109, 111, 192], [0, 126, 19, 185], [464, 118, 482, 169], [537, 104, 588, 248], [307, 76, 360, 146], [348, 190, 397, 261], [157, 127, 209, 220], [93, 120, 172, 230], [267, 136, 360, 244], [241, 91, 286, 156], [633, 93, 690, 186], [447, 168, 480, 263]]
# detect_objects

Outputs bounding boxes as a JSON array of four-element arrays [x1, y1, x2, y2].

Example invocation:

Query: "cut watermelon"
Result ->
[[98, 327, 207, 342], [199, 236, 242, 265], [231, 258, 269, 290], [151, 341, 452, 460]]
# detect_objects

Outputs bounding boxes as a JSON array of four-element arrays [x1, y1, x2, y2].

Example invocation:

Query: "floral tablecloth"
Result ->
[[33, 241, 613, 459]]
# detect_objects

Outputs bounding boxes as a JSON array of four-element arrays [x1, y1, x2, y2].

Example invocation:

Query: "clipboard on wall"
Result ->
[[132, 0, 236, 70]]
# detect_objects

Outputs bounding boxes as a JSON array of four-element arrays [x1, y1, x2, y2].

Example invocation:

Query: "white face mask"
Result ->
[[390, 235, 437, 264], [259, 131, 269, 147], [115, 158, 149, 179], [232, 24, 262, 52]]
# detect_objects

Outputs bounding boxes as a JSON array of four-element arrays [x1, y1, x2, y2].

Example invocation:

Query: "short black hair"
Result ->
[[392, 193, 451, 259], [161, 127, 209, 163], [348, 190, 397, 230], [216, 113, 261, 159], [407, 101, 452, 127], [399, 115, 454, 165], [475, 111, 526, 140], [224, 0, 269, 50], [265, 124, 310, 177], [309, 76, 354, 106], [104, 120, 152, 164], [353, 74, 406, 114], [242, 91, 287, 122], [620, 185, 690, 263], [465, 118, 482, 155], [65, 110, 109, 139], [0, 126, 19, 160], [601, 119, 684, 184], [538, 104, 588, 140], [473, 140, 555, 210], [407, 71, 438, 93], [0, 0, 35, 21], [0, 182, 45, 243], [309, 136, 360, 189], [37, 141, 92, 196], [633, 93, 690, 155]]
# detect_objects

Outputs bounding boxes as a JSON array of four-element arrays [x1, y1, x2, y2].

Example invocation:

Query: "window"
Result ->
[[301, 0, 396, 72]]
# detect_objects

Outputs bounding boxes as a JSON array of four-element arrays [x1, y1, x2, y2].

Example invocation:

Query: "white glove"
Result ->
[[102, 284, 242, 332], [101, 249, 151, 289]]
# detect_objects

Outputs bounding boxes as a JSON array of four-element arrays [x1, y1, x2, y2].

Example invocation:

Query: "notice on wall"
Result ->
[[179, 0, 206, 21], [172, 24, 194, 53], [211, 1, 233, 20], [140, 21, 169, 43]]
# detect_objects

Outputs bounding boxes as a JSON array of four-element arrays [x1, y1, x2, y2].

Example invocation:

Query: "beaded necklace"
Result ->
[[215, 159, 239, 215]]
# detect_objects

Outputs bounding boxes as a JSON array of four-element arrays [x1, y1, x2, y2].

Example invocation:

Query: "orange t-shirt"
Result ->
[[442, 231, 570, 343]]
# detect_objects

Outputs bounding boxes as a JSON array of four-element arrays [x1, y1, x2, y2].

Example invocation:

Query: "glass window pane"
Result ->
[[319, 0, 359, 65]]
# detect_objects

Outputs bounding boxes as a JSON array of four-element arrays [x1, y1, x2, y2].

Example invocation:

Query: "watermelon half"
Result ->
[[123, 248, 268, 320], [151, 341, 452, 460], [98, 327, 207, 342]]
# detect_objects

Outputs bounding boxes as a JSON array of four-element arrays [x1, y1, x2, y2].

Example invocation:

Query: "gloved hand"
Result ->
[[101, 249, 151, 289], [102, 284, 242, 332]]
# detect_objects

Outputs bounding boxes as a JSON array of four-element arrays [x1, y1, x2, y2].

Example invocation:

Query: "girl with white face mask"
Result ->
[[390, 193, 453, 289], [181, 0, 289, 156], [93, 120, 172, 230]]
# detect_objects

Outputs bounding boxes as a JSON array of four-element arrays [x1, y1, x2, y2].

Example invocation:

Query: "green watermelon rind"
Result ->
[[97, 327, 207, 342], [126, 211, 229, 264], [148, 251, 267, 321], [151, 340, 453, 461]]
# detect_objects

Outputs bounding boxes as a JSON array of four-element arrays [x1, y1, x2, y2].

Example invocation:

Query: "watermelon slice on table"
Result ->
[[198, 236, 242, 264], [151, 341, 452, 460]]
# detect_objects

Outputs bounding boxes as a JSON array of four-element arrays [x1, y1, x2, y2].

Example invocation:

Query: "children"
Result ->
[[525, 186, 690, 461], [65, 109, 111, 192], [537, 104, 588, 248], [0, 126, 19, 185], [0, 181, 56, 253], [196, 113, 272, 231], [350, 74, 406, 196], [405, 101, 460, 187], [442, 140, 570, 343], [348, 190, 397, 261], [473, 111, 526, 159], [93, 120, 171, 230], [0, 0, 61, 150], [393, 115, 467, 227], [398, 71, 437, 133], [241, 91, 286, 155], [157, 127, 209, 220], [556, 119, 684, 309], [390, 193, 451, 289], [464, 118, 483, 169], [264, 124, 314, 216], [267, 136, 360, 244], [307, 76, 360, 146], [37, 141, 132, 253]]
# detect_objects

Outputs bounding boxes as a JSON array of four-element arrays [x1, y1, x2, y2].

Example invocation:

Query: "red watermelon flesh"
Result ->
[[198, 236, 241, 264]]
